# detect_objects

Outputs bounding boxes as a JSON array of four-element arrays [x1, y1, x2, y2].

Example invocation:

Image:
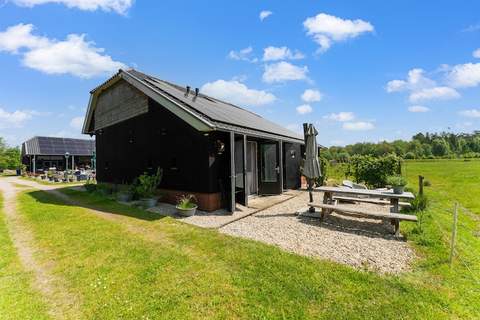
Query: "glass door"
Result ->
[[258, 142, 281, 195]]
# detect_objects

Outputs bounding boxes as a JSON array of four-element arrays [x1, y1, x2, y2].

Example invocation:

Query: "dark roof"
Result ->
[[22, 136, 95, 156], [85, 69, 304, 143]]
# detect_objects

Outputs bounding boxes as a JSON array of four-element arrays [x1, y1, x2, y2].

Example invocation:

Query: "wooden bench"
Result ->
[[308, 203, 417, 236], [333, 196, 412, 208]]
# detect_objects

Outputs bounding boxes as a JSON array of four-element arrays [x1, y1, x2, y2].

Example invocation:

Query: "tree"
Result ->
[[432, 138, 450, 157], [0, 138, 22, 170]]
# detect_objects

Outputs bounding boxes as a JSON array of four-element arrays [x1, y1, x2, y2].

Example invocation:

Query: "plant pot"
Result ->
[[393, 186, 404, 194], [140, 198, 158, 208], [176, 205, 198, 217], [48, 177, 53, 181], [117, 192, 132, 202]]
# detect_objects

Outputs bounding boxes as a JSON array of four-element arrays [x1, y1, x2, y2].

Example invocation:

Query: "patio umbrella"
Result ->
[[302, 123, 321, 207]]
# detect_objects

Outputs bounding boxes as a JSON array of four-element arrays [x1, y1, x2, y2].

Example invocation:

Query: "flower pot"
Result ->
[[176, 205, 198, 217], [117, 192, 132, 202], [393, 186, 404, 194], [140, 198, 158, 208]]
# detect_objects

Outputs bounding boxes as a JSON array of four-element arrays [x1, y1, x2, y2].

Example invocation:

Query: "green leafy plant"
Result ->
[[176, 194, 197, 209], [130, 168, 163, 199], [345, 154, 401, 188], [84, 181, 97, 193], [386, 175, 407, 187]]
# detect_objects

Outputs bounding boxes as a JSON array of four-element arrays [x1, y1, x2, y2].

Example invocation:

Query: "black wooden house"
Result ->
[[83, 69, 304, 212]]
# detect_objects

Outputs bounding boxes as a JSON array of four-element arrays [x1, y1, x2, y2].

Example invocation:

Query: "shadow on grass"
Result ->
[[27, 187, 168, 222]]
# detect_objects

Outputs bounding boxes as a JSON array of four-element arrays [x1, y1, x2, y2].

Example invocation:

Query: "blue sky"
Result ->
[[1, 0, 480, 147]]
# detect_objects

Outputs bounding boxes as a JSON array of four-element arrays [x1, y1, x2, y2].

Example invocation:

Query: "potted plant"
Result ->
[[116, 186, 133, 202], [386, 175, 408, 194], [134, 168, 163, 208], [176, 194, 198, 217]]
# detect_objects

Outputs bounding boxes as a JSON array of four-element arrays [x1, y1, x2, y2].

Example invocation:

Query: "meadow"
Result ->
[[0, 160, 478, 319]]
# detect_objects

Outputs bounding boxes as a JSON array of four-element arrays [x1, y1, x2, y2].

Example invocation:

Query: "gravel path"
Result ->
[[220, 191, 415, 274]]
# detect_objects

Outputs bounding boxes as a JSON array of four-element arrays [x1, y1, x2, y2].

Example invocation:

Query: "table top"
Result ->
[[314, 186, 415, 199]]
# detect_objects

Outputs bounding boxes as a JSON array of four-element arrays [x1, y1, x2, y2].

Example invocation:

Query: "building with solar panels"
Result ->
[[82, 69, 304, 212], [21, 136, 95, 173]]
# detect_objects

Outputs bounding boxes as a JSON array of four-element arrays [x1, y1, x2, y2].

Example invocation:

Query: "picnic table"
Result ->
[[308, 186, 417, 236]]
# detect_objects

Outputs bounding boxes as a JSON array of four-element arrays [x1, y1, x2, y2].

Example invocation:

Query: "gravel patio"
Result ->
[[148, 188, 415, 274]]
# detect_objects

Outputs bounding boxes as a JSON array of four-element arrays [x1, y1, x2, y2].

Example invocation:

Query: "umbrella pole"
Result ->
[[308, 178, 315, 212]]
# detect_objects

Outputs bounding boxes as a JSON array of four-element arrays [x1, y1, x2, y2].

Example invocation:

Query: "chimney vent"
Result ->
[[184, 86, 191, 97], [193, 88, 199, 101]]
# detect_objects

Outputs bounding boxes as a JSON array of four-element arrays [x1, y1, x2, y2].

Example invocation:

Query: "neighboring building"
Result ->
[[82, 69, 304, 212], [21, 136, 95, 172]]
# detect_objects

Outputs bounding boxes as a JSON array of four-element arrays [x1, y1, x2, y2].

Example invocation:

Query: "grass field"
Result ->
[[0, 160, 478, 319], [0, 194, 50, 319]]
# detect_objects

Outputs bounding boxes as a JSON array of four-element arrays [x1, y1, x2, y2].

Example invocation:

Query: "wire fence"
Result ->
[[429, 199, 480, 286]]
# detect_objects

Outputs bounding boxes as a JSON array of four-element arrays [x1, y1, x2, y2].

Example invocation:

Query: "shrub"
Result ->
[[176, 194, 197, 209], [386, 175, 407, 187], [345, 154, 401, 188], [410, 193, 429, 212], [130, 168, 163, 199], [404, 152, 416, 159], [84, 181, 97, 193], [423, 179, 431, 187]]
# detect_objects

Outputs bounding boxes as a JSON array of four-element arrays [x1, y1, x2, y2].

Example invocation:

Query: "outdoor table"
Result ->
[[312, 186, 415, 232]]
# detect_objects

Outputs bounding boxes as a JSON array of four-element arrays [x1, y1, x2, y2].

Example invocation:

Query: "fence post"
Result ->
[[419, 175, 424, 196], [449, 202, 458, 266]]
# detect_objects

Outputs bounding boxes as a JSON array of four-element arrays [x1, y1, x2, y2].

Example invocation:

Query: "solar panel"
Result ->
[[23, 136, 95, 156]]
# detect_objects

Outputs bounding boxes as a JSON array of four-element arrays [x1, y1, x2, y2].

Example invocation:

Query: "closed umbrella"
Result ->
[[302, 123, 321, 209]]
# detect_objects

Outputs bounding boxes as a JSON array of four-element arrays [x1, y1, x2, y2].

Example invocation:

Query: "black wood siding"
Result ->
[[96, 98, 219, 193]]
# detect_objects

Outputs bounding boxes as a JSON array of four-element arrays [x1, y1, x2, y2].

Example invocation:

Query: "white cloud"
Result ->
[[11, 0, 133, 14], [70, 116, 85, 130], [262, 46, 304, 61], [323, 112, 355, 122], [262, 61, 308, 83], [409, 86, 460, 102], [296, 104, 312, 115], [459, 109, 480, 118], [301, 89, 322, 102], [259, 10, 272, 21], [386, 68, 460, 102], [408, 105, 430, 113], [342, 121, 374, 131], [303, 13, 374, 53], [473, 48, 480, 58], [0, 23, 126, 78], [446, 63, 480, 88], [0, 107, 33, 128], [386, 68, 435, 93], [200, 80, 276, 107], [0, 23, 49, 53], [228, 46, 257, 63]]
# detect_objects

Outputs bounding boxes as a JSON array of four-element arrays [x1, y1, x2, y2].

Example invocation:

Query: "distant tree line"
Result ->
[[0, 138, 21, 170], [322, 131, 480, 161]]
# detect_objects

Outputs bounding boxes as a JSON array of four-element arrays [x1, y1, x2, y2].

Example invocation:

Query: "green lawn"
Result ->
[[1, 160, 479, 318], [0, 194, 50, 320], [402, 160, 480, 317]]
